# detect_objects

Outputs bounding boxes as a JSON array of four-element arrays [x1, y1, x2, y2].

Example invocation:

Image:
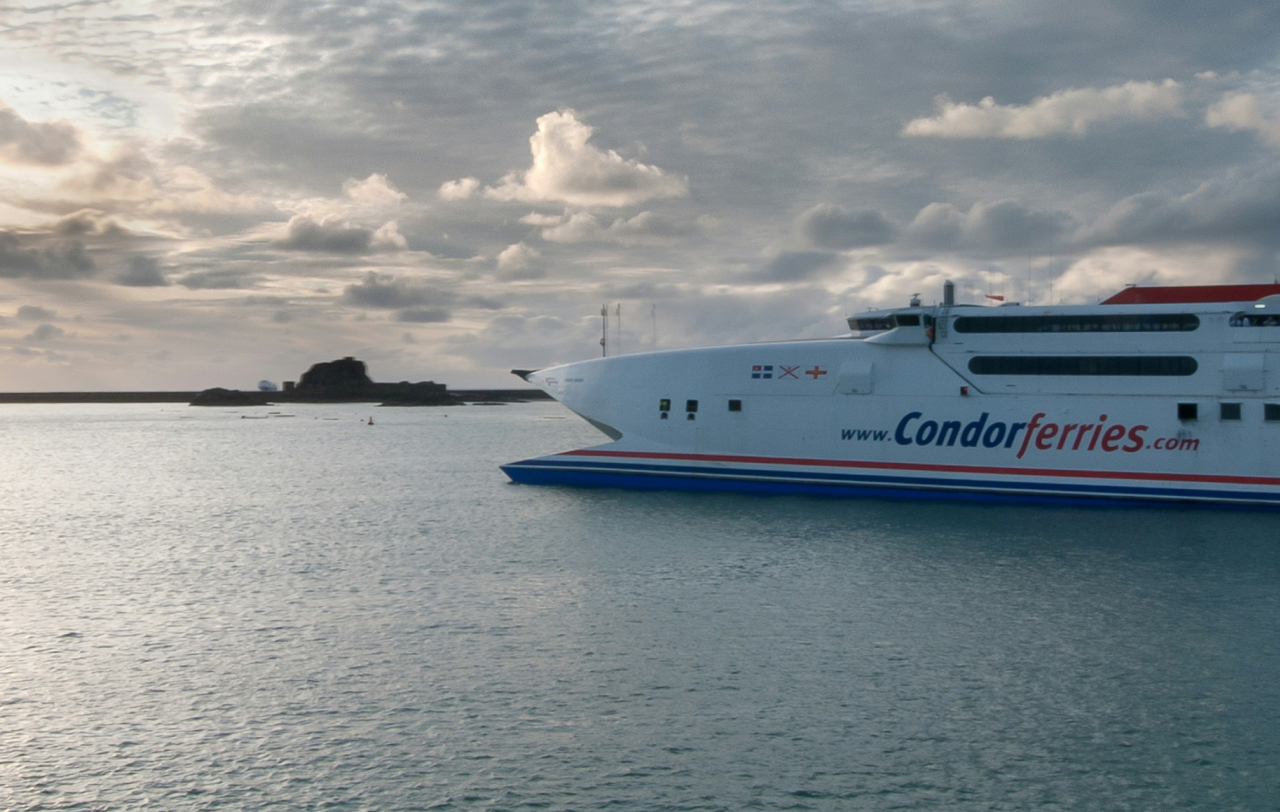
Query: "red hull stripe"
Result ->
[[1101, 284, 1280, 304], [559, 449, 1280, 487]]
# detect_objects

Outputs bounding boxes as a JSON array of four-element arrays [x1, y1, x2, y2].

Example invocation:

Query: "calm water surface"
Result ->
[[0, 402, 1277, 810]]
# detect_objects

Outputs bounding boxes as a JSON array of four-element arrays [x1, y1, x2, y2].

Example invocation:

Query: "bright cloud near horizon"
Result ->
[[3, 0, 1280, 390]]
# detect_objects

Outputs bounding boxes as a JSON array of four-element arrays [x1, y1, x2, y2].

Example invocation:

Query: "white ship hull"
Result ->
[[504, 285, 1280, 507]]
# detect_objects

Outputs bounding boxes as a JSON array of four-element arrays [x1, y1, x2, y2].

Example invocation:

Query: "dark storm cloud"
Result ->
[[116, 256, 168, 287], [797, 205, 897, 250], [0, 232, 96, 279]]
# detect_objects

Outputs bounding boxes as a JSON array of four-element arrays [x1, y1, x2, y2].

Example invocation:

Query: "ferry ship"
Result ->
[[502, 282, 1280, 507]]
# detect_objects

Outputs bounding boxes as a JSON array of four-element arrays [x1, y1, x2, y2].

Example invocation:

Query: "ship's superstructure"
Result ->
[[502, 284, 1280, 507]]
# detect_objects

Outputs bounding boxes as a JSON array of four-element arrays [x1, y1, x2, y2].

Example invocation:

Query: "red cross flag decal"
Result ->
[[805, 366, 827, 379]]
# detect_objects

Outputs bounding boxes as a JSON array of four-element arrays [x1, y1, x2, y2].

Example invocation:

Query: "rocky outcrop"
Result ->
[[192, 357, 464, 406], [293, 357, 375, 398], [190, 387, 273, 406]]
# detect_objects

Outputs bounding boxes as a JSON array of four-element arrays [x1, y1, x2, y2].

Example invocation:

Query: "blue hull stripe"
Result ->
[[502, 457, 1280, 506]]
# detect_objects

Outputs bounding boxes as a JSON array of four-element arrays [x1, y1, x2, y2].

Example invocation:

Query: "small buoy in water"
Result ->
[[367, 416, 374, 425]]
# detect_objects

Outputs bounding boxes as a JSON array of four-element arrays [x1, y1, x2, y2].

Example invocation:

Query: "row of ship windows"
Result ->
[[968, 356, 1199, 376], [854, 313, 1280, 333], [1186, 402, 1280, 421], [659, 398, 1280, 422]]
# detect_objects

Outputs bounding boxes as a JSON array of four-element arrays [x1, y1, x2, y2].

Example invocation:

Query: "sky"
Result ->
[[3, 0, 1280, 390]]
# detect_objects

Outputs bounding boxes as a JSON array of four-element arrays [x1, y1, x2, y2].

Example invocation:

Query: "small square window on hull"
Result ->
[[1220, 403, 1242, 421], [1177, 402, 1198, 421], [728, 399, 742, 412]]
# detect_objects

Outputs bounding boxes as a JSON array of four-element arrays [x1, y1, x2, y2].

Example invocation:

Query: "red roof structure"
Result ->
[[1102, 284, 1280, 305]]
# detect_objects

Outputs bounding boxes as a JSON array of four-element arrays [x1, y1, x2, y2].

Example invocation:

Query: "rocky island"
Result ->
[[190, 357, 537, 406]]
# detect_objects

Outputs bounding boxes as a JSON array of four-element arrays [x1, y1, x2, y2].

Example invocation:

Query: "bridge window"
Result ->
[[955, 313, 1199, 333], [968, 356, 1198, 376], [853, 316, 894, 332], [1230, 312, 1280, 326]]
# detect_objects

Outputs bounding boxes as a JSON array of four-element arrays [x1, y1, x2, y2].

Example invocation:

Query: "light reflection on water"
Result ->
[[0, 402, 1277, 810]]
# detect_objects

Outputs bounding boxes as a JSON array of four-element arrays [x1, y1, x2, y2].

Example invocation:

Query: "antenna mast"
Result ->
[[600, 305, 608, 357], [615, 303, 622, 355]]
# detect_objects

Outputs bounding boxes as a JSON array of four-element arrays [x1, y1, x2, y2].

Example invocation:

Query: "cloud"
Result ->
[[16, 305, 57, 324], [496, 241, 540, 271], [1206, 92, 1280, 147], [116, 255, 168, 287], [17, 305, 56, 320], [395, 308, 451, 323], [797, 205, 897, 249], [438, 177, 480, 201], [50, 209, 128, 238], [538, 211, 694, 244], [481, 110, 688, 207], [343, 173, 407, 206], [0, 103, 82, 165], [905, 200, 1072, 253], [24, 323, 65, 342], [751, 250, 840, 282], [176, 269, 259, 289], [1081, 165, 1280, 248], [0, 233, 96, 279], [275, 214, 406, 253], [903, 80, 1183, 139], [342, 271, 455, 310]]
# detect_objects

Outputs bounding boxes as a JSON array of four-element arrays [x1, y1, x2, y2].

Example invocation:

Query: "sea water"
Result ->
[[0, 402, 1277, 811]]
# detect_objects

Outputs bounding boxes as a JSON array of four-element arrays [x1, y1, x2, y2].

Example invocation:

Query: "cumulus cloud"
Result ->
[[116, 255, 168, 287], [50, 209, 128, 238], [0, 233, 96, 279], [343, 173, 407, 206], [538, 211, 693, 244], [1206, 92, 1280, 147], [905, 200, 1072, 253], [751, 251, 841, 282], [481, 110, 688, 207], [797, 205, 897, 249], [496, 241, 540, 271], [0, 103, 82, 165], [1081, 165, 1280, 248], [438, 177, 480, 201], [24, 323, 65, 342], [275, 215, 405, 253], [17, 305, 56, 321], [903, 80, 1183, 139], [342, 271, 454, 311]]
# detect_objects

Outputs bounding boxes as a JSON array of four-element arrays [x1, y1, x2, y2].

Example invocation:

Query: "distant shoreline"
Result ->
[[0, 389, 552, 404]]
